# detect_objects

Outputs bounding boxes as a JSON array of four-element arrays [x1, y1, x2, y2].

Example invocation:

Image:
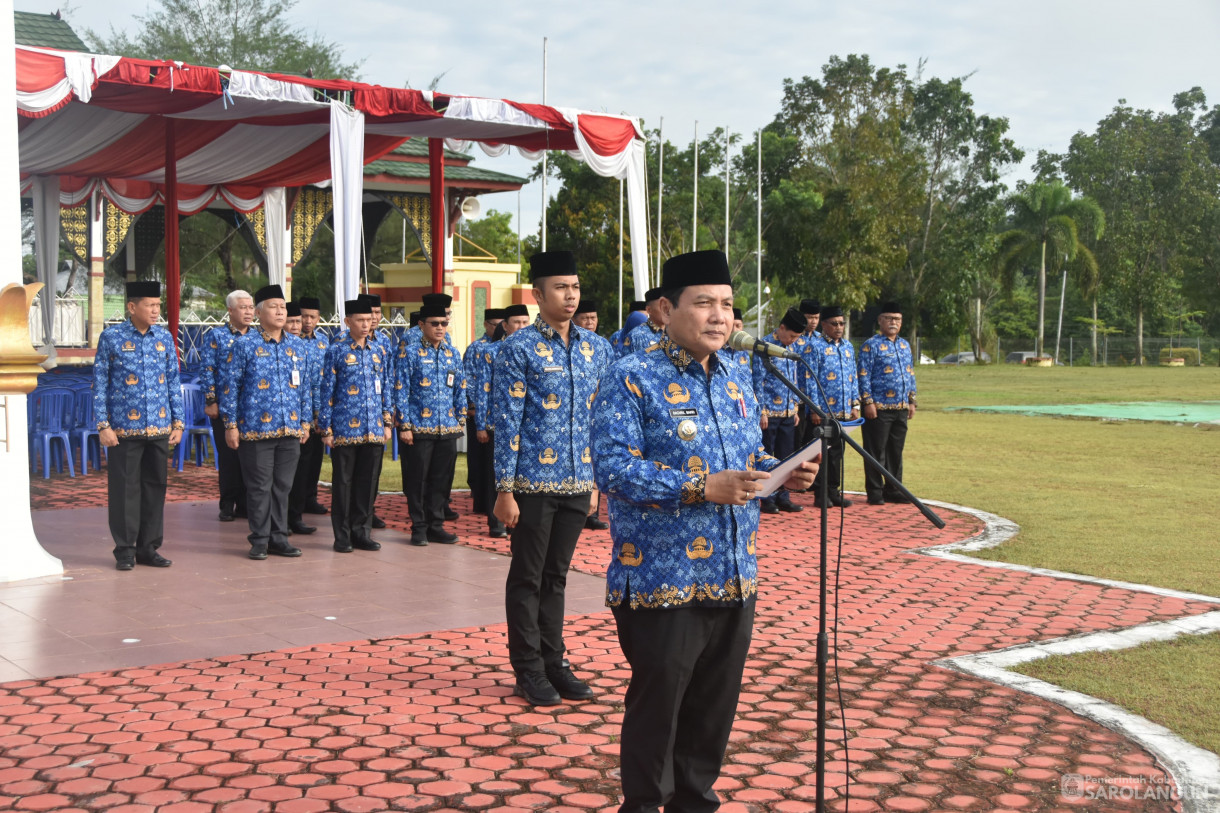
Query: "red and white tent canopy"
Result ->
[[16, 44, 650, 328]]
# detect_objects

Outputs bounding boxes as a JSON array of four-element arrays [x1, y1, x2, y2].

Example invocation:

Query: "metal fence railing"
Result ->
[[911, 336, 1220, 367]]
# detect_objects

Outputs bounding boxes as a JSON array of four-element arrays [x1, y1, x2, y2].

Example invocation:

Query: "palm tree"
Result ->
[[996, 182, 1104, 358]]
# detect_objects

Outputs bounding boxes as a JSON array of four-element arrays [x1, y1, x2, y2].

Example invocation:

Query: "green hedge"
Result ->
[[1159, 347, 1201, 366]]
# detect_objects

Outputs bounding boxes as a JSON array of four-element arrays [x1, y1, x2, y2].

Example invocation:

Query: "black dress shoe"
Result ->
[[352, 538, 381, 551], [830, 494, 853, 508], [776, 501, 804, 513], [884, 493, 911, 504], [234, 509, 248, 519], [115, 560, 135, 571], [546, 663, 595, 701], [760, 502, 780, 515], [428, 530, 458, 545], [443, 508, 459, 522], [218, 510, 235, 522], [136, 552, 172, 567], [333, 543, 354, 553], [248, 547, 268, 560], [513, 671, 561, 706], [867, 496, 885, 506], [305, 502, 328, 515], [371, 515, 386, 529], [488, 527, 508, 539], [289, 521, 317, 535], [409, 533, 428, 547], [268, 544, 302, 558], [584, 515, 609, 531]]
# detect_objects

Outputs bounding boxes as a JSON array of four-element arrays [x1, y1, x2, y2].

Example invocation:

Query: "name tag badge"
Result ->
[[446, 371, 455, 388], [374, 379, 382, 395], [291, 369, 301, 387], [669, 407, 699, 419], [542, 365, 563, 373]]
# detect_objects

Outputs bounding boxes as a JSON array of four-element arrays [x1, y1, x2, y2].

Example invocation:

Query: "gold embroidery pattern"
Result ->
[[496, 476, 595, 495], [607, 576, 758, 609]]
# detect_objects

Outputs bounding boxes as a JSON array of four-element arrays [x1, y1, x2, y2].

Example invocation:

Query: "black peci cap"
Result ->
[[878, 301, 902, 315], [484, 308, 507, 321], [126, 281, 160, 300], [733, 307, 743, 321], [529, 250, 577, 279], [781, 307, 807, 333], [345, 299, 372, 315], [422, 292, 452, 308], [574, 298, 598, 315], [661, 250, 732, 289], [285, 301, 301, 317], [819, 305, 844, 321], [630, 300, 648, 311], [254, 284, 285, 305], [800, 299, 821, 315], [409, 310, 421, 327], [298, 296, 321, 311], [419, 304, 447, 320], [504, 304, 530, 318]]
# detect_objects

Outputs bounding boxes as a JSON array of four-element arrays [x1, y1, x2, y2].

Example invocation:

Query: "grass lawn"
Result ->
[[848, 364, 1220, 755], [1013, 631, 1220, 755], [319, 444, 467, 494]]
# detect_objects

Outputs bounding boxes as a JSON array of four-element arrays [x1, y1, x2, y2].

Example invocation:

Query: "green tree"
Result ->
[[457, 209, 521, 264], [84, 0, 361, 78], [995, 181, 1104, 358]]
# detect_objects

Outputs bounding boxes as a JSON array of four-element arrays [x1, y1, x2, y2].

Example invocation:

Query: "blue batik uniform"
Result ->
[[471, 341, 501, 433], [199, 322, 248, 405], [463, 334, 492, 414], [624, 319, 665, 356], [588, 332, 615, 376], [317, 338, 393, 445], [492, 317, 612, 494], [592, 334, 780, 609], [393, 335, 466, 435], [807, 335, 859, 418], [300, 330, 331, 423], [218, 329, 311, 441], [751, 331, 802, 419], [857, 334, 916, 410], [93, 321, 185, 437], [718, 345, 754, 374]]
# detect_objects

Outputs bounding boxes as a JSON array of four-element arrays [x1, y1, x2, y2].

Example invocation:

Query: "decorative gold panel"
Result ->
[[249, 207, 266, 253], [384, 193, 432, 261], [103, 201, 135, 260], [59, 205, 89, 265], [291, 187, 332, 264]]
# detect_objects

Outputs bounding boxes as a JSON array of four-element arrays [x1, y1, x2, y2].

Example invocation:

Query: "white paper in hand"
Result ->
[[756, 440, 822, 499]]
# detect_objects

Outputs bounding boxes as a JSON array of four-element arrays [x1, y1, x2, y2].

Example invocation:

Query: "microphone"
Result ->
[[727, 330, 802, 361]]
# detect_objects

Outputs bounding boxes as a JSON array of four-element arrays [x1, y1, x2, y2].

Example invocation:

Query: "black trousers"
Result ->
[[505, 492, 590, 675], [862, 409, 909, 500], [106, 435, 169, 563], [330, 443, 382, 547], [237, 436, 300, 552], [289, 431, 323, 523], [813, 431, 846, 499], [613, 604, 755, 813], [210, 415, 246, 514], [761, 415, 796, 506], [401, 434, 458, 534], [466, 422, 490, 514]]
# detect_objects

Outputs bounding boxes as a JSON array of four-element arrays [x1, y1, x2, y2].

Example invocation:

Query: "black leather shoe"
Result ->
[[428, 530, 458, 545], [443, 507, 459, 522], [584, 515, 609, 531], [546, 663, 595, 701], [513, 671, 561, 706], [115, 560, 134, 571], [136, 552, 172, 567], [289, 521, 317, 535], [305, 502, 328, 515], [489, 527, 508, 539], [830, 493, 853, 508], [776, 501, 804, 513], [352, 538, 381, 551], [867, 496, 885, 506], [268, 544, 302, 558], [371, 515, 386, 529], [760, 502, 780, 515], [884, 493, 911, 504], [218, 510, 235, 522], [248, 547, 268, 560], [410, 533, 428, 547], [333, 543, 354, 553]]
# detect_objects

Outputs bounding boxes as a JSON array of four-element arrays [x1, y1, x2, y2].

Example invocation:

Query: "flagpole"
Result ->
[[692, 120, 698, 252], [655, 117, 664, 288], [724, 126, 730, 259], [618, 179, 624, 329], [756, 128, 762, 335], [540, 36, 548, 252]]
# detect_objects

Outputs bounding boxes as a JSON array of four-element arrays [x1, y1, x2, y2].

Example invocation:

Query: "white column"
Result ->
[[0, 0, 63, 583]]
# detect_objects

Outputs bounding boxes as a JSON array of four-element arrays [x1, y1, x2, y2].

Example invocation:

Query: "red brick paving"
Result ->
[[15, 465, 1215, 811]]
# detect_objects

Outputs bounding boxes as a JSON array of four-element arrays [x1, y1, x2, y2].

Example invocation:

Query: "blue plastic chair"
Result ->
[[73, 390, 103, 475], [176, 383, 218, 471], [30, 387, 77, 478]]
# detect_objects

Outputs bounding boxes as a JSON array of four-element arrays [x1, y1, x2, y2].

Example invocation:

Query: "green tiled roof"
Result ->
[[15, 11, 88, 51], [365, 156, 528, 186], [390, 138, 472, 161]]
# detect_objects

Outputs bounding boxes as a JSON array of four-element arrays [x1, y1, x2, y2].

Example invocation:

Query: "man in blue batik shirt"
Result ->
[[492, 250, 613, 707], [592, 250, 817, 813], [806, 305, 860, 508], [201, 289, 254, 522], [609, 299, 647, 354], [317, 299, 392, 553], [94, 281, 184, 570], [288, 296, 331, 527], [464, 307, 505, 535], [858, 302, 917, 505], [394, 304, 466, 545], [219, 285, 312, 560], [623, 287, 667, 355], [795, 298, 822, 452], [751, 306, 808, 515], [572, 297, 614, 531]]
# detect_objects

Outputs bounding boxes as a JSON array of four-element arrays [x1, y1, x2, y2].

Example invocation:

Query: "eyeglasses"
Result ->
[[824, 320, 846, 327], [426, 320, 449, 327]]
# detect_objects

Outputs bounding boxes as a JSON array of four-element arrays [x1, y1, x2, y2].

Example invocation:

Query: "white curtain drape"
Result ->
[[329, 100, 365, 320], [31, 175, 60, 346], [263, 187, 286, 288]]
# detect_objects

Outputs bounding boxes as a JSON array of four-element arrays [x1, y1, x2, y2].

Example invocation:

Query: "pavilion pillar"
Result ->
[[164, 118, 181, 356], [0, 7, 62, 583], [88, 193, 105, 348], [428, 139, 445, 294]]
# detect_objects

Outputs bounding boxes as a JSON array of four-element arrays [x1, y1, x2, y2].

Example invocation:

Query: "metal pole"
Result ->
[[692, 120, 698, 252], [516, 188, 522, 284], [656, 118, 664, 288], [541, 36, 548, 253], [724, 126, 730, 258], [619, 179, 624, 330], [756, 129, 762, 335]]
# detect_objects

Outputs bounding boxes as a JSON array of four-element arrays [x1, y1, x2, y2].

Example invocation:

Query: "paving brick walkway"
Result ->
[[10, 465, 1215, 811]]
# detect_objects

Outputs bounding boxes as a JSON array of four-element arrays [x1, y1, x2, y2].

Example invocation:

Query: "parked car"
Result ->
[[1006, 351, 1038, 364], [918, 353, 936, 365], [938, 351, 991, 365]]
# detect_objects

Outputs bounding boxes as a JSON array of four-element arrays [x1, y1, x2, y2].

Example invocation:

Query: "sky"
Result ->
[[41, 0, 1220, 240]]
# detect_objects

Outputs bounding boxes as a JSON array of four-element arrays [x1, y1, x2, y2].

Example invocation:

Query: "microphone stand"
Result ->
[[756, 349, 944, 813]]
